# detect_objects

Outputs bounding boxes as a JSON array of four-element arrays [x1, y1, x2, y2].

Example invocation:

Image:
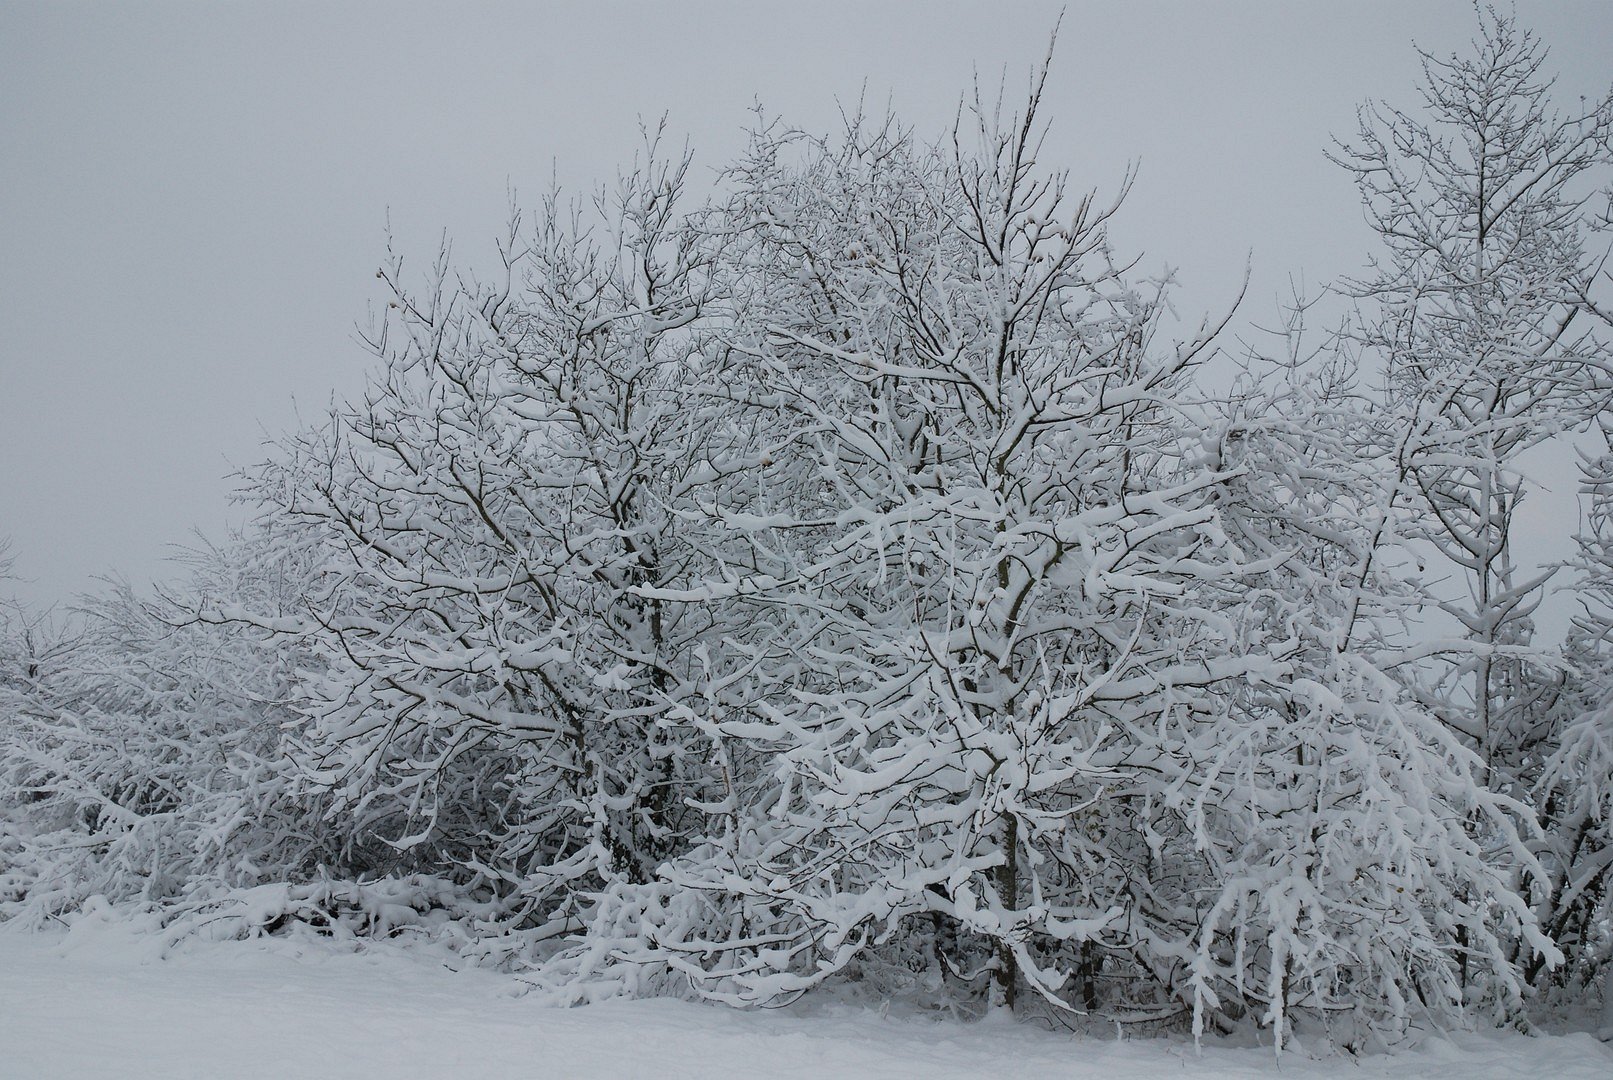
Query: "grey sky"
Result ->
[[3, 1, 1611, 608]]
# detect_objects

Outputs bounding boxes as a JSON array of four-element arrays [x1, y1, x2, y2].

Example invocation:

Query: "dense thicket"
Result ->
[[4, 10, 1611, 1050]]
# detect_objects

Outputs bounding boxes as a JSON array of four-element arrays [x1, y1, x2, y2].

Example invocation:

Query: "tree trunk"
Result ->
[[991, 814, 1019, 1013]]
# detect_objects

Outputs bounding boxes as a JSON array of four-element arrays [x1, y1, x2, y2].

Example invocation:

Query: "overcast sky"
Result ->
[[3, 1, 1612, 608]]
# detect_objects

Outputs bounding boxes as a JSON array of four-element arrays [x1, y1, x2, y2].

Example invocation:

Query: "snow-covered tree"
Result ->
[[1535, 421, 1613, 1007], [1330, 9, 1613, 1005], [545, 81, 1557, 1045], [1332, 8, 1613, 784], [634, 89, 1270, 1016], [1189, 327, 1559, 1042], [221, 133, 750, 944]]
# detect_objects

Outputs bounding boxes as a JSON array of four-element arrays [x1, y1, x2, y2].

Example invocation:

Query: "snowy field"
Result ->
[[2, 923, 1609, 1080]]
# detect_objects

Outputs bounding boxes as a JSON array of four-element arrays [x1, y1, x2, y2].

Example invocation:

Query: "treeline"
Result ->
[[4, 11, 1612, 1049]]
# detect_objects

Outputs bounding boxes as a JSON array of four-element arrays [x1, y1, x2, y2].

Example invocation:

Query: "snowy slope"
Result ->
[[2, 923, 1609, 1080]]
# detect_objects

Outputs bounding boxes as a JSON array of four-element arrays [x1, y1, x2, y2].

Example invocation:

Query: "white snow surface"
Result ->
[[2, 921, 1610, 1080]]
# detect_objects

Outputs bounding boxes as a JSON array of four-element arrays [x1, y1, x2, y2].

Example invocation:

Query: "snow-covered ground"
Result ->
[[3, 922, 1609, 1080]]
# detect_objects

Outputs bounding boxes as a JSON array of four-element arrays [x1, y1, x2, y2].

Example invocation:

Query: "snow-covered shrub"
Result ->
[[0, 538, 355, 923]]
